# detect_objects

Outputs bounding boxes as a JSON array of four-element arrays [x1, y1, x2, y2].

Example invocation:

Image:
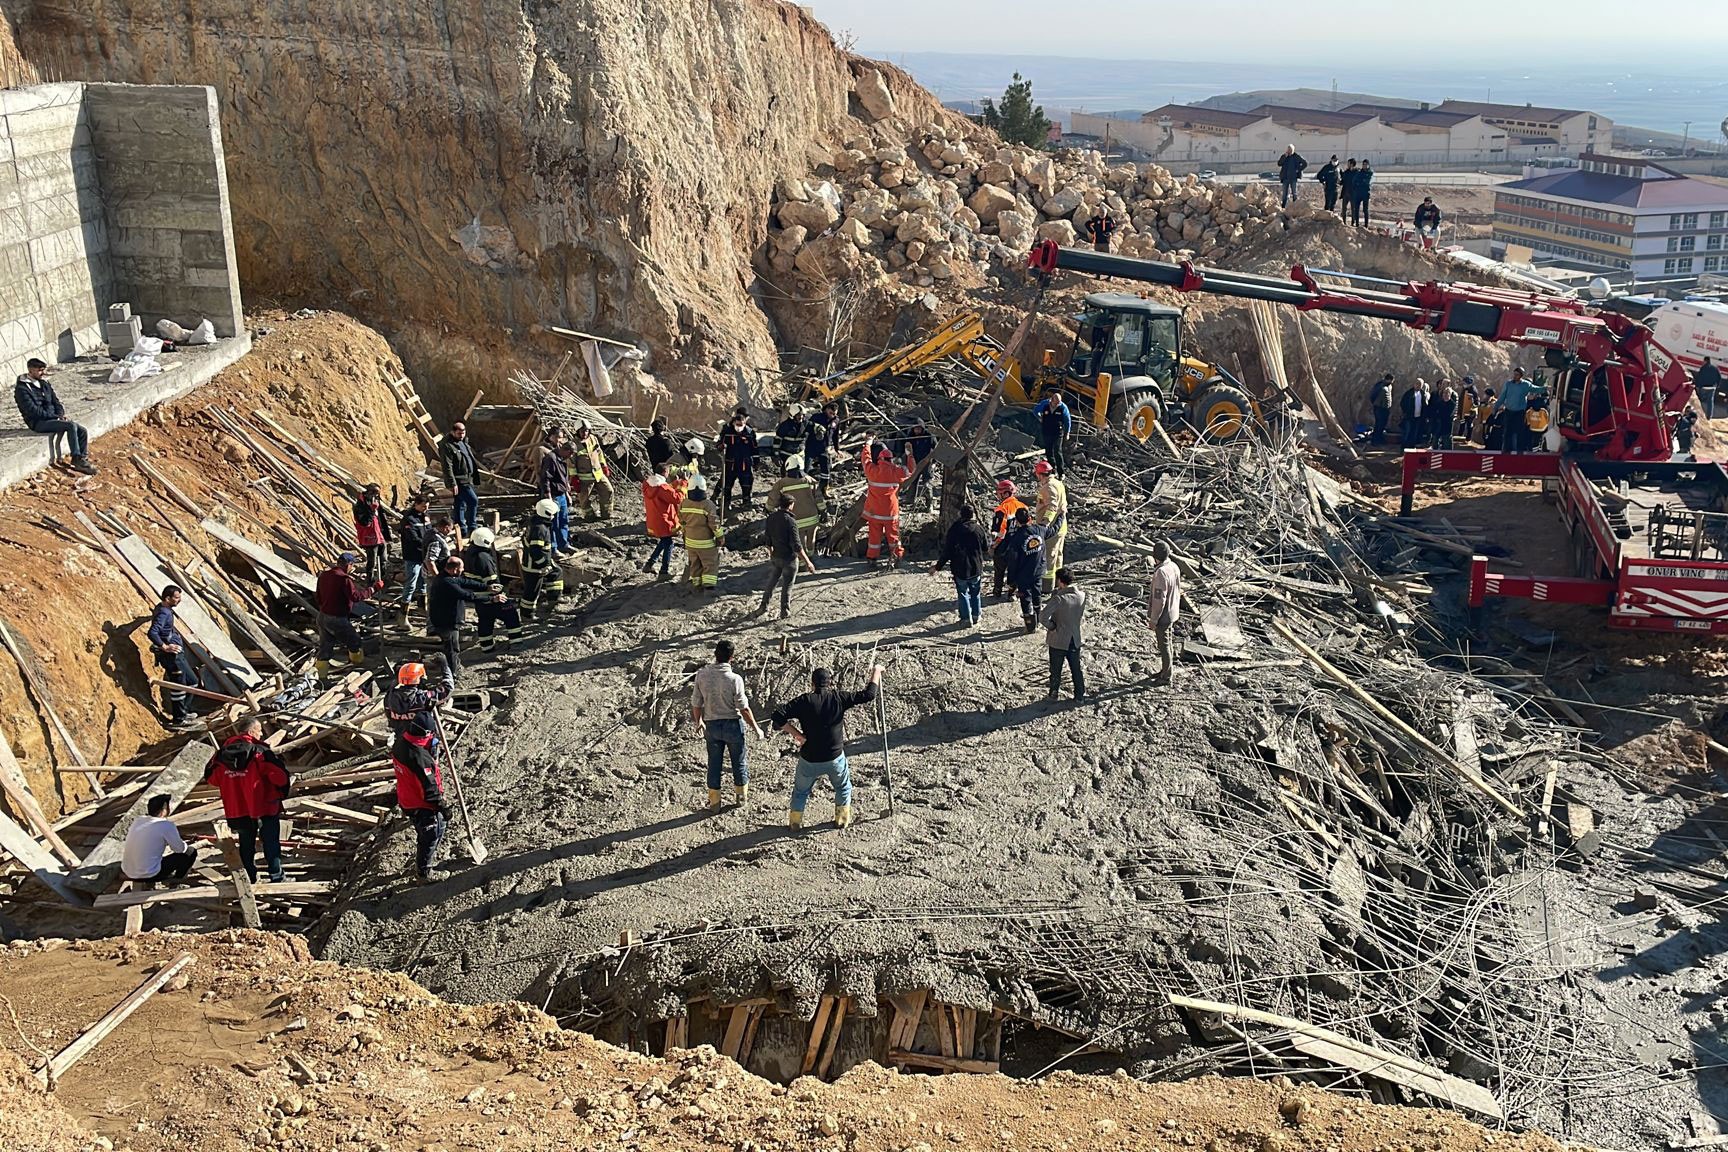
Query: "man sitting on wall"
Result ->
[[14, 358, 97, 475]]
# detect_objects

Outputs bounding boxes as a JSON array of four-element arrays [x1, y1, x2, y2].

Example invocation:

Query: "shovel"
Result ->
[[432, 713, 489, 864]]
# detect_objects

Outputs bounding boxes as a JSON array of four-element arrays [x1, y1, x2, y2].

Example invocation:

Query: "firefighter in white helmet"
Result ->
[[522, 499, 565, 623]]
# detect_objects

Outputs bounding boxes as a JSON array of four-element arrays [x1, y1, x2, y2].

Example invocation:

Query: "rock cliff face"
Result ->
[[1, 0, 961, 418]]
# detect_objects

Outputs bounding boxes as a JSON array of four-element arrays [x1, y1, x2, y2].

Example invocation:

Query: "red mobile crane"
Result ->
[[1029, 240, 1728, 634]]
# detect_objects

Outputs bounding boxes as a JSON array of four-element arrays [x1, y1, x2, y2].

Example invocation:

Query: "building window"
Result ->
[[1671, 214, 1683, 230], [1709, 256, 1723, 273], [1682, 236, 1697, 251], [1713, 212, 1726, 229], [1684, 213, 1699, 230], [1711, 235, 1723, 251], [1669, 237, 1681, 252]]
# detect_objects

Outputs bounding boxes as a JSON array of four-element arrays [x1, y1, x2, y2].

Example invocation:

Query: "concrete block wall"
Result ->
[[0, 82, 113, 370], [0, 81, 244, 380], [82, 84, 245, 340]]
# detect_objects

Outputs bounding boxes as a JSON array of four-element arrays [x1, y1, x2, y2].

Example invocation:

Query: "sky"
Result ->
[[803, 0, 1728, 65]]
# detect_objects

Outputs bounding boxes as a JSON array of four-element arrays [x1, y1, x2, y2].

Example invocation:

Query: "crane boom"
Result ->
[[1029, 240, 1694, 461]]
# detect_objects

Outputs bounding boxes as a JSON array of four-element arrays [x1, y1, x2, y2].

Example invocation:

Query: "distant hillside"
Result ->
[[1195, 88, 1420, 113]]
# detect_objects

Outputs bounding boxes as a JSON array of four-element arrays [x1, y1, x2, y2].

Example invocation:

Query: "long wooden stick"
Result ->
[[0, 617, 91, 771], [36, 953, 196, 1086]]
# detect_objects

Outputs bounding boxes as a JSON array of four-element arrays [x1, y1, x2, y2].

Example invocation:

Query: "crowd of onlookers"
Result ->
[[1364, 370, 1551, 454]]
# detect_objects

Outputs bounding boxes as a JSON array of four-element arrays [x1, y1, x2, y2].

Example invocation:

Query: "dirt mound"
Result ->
[[0, 931, 1566, 1152], [0, 309, 423, 811]]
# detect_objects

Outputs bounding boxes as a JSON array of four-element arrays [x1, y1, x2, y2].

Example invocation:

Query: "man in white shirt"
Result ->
[[121, 795, 198, 885], [1147, 541, 1182, 687], [691, 638, 766, 809]]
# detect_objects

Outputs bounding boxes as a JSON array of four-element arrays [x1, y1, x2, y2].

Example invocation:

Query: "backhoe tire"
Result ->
[[1192, 384, 1254, 442], [1123, 390, 1163, 443]]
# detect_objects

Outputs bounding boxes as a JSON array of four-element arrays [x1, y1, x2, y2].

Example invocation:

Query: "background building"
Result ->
[[1492, 154, 1728, 280]]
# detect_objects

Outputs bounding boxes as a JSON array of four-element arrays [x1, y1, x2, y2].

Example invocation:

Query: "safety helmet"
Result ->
[[534, 498, 559, 519], [685, 437, 706, 457], [397, 662, 426, 686], [1034, 460, 1055, 476], [690, 479, 707, 496], [470, 527, 495, 548], [646, 473, 667, 487], [996, 479, 1016, 496], [784, 454, 805, 473]]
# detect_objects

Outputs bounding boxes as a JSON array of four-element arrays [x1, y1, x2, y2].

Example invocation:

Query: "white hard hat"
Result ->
[[689, 474, 708, 494], [685, 437, 706, 456], [534, 498, 558, 519], [784, 454, 806, 472], [469, 527, 495, 548]]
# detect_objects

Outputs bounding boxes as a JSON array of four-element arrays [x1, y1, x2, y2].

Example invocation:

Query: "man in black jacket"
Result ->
[[440, 421, 481, 534], [1413, 197, 1443, 248], [719, 408, 757, 517], [397, 493, 433, 618], [1356, 160, 1375, 226], [805, 402, 840, 495], [774, 406, 807, 473], [900, 418, 936, 506], [1277, 146, 1307, 207], [754, 493, 816, 619], [1340, 160, 1360, 225], [427, 557, 504, 680], [14, 358, 96, 474], [645, 417, 676, 475], [933, 503, 990, 628], [769, 663, 882, 830], [1317, 156, 1340, 213], [1697, 357, 1722, 419], [460, 527, 523, 651]]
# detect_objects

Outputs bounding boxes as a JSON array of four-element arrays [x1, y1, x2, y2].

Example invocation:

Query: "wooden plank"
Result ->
[[91, 880, 332, 910], [663, 1015, 688, 1053], [115, 535, 260, 693], [0, 728, 79, 866], [129, 453, 206, 519], [122, 904, 143, 935], [801, 995, 836, 1077], [36, 953, 196, 1085], [70, 742, 214, 894], [288, 797, 382, 826], [888, 990, 927, 1051], [0, 807, 84, 905], [214, 819, 262, 928], [193, 571, 296, 674], [1168, 993, 1502, 1120], [1538, 765, 1559, 841], [739, 1005, 764, 1068], [199, 519, 318, 595], [720, 1005, 751, 1061], [1198, 604, 1247, 650], [0, 617, 92, 772], [886, 1050, 1000, 1075], [935, 1004, 956, 1057], [817, 996, 847, 1079]]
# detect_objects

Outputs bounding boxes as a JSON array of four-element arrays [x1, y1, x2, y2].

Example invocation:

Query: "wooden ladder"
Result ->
[[387, 375, 442, 458]]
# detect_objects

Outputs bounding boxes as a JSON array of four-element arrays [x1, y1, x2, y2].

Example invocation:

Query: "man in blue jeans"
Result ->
[[440, 420, 481, 534], [933, 502, 990, 628], [770, 663, 882, 830], [690, 639, 765, 809], [1498, 368, 1537, 453]]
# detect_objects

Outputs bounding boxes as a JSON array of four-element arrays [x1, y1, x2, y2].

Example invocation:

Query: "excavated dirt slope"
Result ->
[[0, 931, 1569, 1152], [0, 310, 423, 812]]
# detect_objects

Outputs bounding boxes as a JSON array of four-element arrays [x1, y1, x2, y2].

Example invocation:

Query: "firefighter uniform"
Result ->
[[681, 488, 722, 590], [1035, 470, 1068, 592], [769, 462, 823, 553], [990, 485, 1028, 598], [522, 501, 565, 623], [862, 443, 910, 563], [573, 430, 614, 520], [462, 536, 524, 651]]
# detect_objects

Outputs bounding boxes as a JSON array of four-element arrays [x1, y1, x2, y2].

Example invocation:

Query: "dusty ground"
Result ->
[[0, 932, 1572, 1152], [0, 309, 424, 813]]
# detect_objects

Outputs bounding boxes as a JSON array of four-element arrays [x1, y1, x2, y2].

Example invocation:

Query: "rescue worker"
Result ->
[[990, 479, 1027, 598], [1676, 407, 1700, 458], [997, 506, 1047, 632], [862, 440, 912, 567], [672, 436, 706, 487], [429, 556, 501, 680], [352, 482, 392, 588], [645, 416, 676, 476], [754, 492, 817, 619], [719, 408, 757, 517], [1034, 392, 1073, 479], [680, 477, 723, 592], [1033, 459, 1068, 594], [204, 715, 290, 883], [385, 659, 454, 740], [775, 405, 808, 471], [572, 421, 614, 521], [1084, 209, 1116, 253], [901, 419, 936, 507], [392, 722, 449, 884], [314, 551, 373, 679], [148, 585, 197, 729], [440, 419, 481, 534], [805, 402, 840, 494], [461, 527, 523, 652], [642, 471, 684, 580], [1457, 376, 1480, 444], [768, 454, 823, 555], [398, 492, 433, 617], [522, 498, 566, 623], [1316, 155, 1341, 213], [537, 439, 574, 553], [769, 663, 882, 830]]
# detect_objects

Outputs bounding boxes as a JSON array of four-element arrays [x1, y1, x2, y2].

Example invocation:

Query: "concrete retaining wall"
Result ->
[[0, 81, 243, 379]]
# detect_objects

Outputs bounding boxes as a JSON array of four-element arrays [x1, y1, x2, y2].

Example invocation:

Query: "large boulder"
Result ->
[[1022, 155, 1057, 191], [794, 233, 863, 281], [1036, 219, 1078, 247], [847, 187, 897, 228], [968, 183, 1018, 224], [895, 212, 945, 246], [853, 68, 897, 123], [996, 208, 1036, 251], [1041, 186, 1084, 218], [837, 217, 873, 249], [977, 160, 1015, 186], [779, 197, 839, 233]]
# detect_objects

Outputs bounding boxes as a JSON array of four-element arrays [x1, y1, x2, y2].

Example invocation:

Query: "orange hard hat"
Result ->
[[397, 662, 426, 686], [1034, 460, 1055, 476]]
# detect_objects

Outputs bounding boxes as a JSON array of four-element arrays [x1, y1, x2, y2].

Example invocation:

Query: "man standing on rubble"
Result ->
[[1498, 367, 1537, 454], [805, 402, 841, 495], [691, 639, 766, 810], [770, 663, 882, 831], [460, 527, 523, 653], [998, 506, 1047, 632], [642, 471, 684, 581], [398, 492, 433, 618], [754, 493, 817, 619], [1368, 373, 1394, 445], [392, 717, 449, 885], [901, 418, 936, 508], [1084, 209, 1116, 253], [1277, 145, 1307, 207], [645, 417, 676, 476], [315, 551, 373, 679], [720, 408, 758, 518], [681, 477, 723, 593], [148, 585, 198, 730], [1034, 459, 1068, 594], [1041, 567, 1087, 703], [1697, 357, 1721, 419], [1431, 381, 1458, 450], [205, 715, 290, 884], [768, 455, 823, 555], [1034, 393, 1073, 480], [440, 420, 481, 535], [1317, 156, 1341, 214], [990, 479, 1027, 598], [352, 483, 392, 588], [428, 556, 503, 680], [775, 405, 808, 472], [537, 439, 575, 554], [863, 440, 912, 567], [1147, 541, 1181, 687], [385, 659, 454, 739], [522, 499, 566, 623], [934, 503, 990, 628], [572, 421, 615, 522], [1399, 379, 1427, 449]]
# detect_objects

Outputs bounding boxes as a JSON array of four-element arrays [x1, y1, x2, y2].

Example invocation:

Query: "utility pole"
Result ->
[[1681, 121, 1693, 155]]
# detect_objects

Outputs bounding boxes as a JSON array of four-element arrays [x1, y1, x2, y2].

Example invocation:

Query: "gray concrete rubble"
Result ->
[[318, 419, 1728, 1150]]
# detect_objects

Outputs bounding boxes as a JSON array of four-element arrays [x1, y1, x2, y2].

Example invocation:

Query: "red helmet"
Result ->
[[995, 479, 1016, 496], [1034, 460, 1055, 476], [397, 662, 426, 686]]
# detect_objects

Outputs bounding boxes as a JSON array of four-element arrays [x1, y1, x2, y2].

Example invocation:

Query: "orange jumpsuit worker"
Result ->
[[862, 441, 911, 566], [990, 479, 1027, 598]]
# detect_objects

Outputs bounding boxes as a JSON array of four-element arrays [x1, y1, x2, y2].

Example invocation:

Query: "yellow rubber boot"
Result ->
[[835, 803, 853, 829], [788, 809, 803, 829], [347, 650, 366, 667], [315, 658, 332, 678], [735, 783, 748, 807], [707, 788, 722, 809]]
